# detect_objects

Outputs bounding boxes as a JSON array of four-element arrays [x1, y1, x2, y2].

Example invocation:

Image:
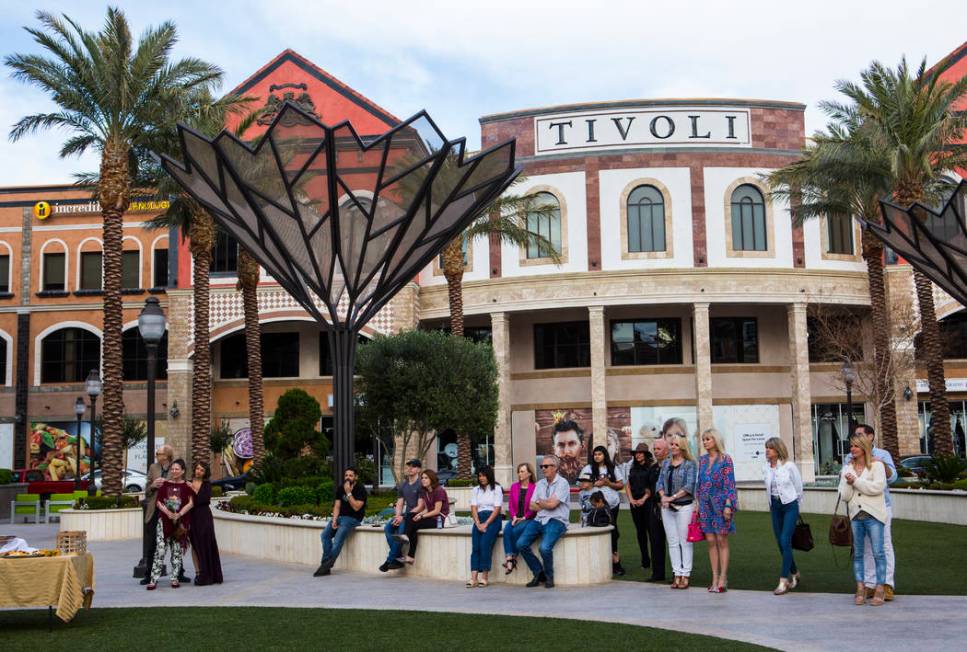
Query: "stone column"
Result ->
[[389, 282, 420, 333], [894, 368, 921, 456], [692, 303, 713, 435], [787, 302, 816, 482], [589, 306, 608, 450], [491, 312, 513, 486], [164, 289, 193, 459]]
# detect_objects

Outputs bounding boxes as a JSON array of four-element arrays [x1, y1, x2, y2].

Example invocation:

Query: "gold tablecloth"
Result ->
[[0, 553, 95, 622]]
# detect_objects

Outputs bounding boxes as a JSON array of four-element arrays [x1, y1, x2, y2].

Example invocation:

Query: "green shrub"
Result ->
[[251, 453, 287, 484], [253, 483, 275, 504], [276, 486, 317, 507], [77, 495, 140, 510], [316, 479, 335, 504], [225, 495, 330, 518], [0, 469, 13, 484], [953, 478, 967, 491], [282, 455, 329, 479], [445, 478, 474, 487], [365, 493, 398, 515], [210, 485, 224, 497], [352, 454, 376, 485], [926, 455, 967, 484], [263, 389, 327, 459], [245, 482, 257, 496]]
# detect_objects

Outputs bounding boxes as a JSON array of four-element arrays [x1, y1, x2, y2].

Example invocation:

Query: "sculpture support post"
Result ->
[[330, 328, 357, 479]]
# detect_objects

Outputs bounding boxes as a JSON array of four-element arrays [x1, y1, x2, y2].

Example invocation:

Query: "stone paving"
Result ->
[[4, 523, 965, 651]]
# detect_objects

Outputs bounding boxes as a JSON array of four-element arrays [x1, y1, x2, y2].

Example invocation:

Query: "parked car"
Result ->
[[212, 473, 250, 492], [899, 455, 932, 478], [81, 469, 147, 493]]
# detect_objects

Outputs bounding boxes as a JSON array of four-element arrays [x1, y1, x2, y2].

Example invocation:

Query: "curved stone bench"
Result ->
[[213, 509, 613, 586]]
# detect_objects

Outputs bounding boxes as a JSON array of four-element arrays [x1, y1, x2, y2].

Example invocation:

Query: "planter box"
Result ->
[[213, 508, 612, 585], [0, 483, 29, 521], [59, 508, 143, 540]]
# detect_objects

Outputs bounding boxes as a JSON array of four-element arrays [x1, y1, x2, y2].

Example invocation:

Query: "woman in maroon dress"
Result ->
[[148, 459, 193, 590], [189, 461, 223, 585]]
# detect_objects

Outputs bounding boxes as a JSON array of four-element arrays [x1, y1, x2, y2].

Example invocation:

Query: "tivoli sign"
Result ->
[[534, 107, 752, 155]]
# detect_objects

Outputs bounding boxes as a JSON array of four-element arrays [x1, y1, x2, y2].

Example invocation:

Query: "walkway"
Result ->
[[5, 523, 965, 651]]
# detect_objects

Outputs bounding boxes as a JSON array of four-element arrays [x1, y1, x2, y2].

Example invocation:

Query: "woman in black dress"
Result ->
[[189, 461, 223, 585]]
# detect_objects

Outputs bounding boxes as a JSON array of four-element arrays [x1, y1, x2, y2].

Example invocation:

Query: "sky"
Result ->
[[0, 0, 963, 186]]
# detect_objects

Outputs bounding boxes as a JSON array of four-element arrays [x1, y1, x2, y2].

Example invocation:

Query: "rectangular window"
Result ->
[[122, 251, 140, 289], [0, 254, 9, 293], [153, 248, 169, 288], [827, 214, 854, 255], [43, 252, 65, 291], [534, 321, 590, 369], [211, 231, 239, 274], [80, 252, 102, 290], [611, 319, 682, 366], [0, 337, 6, 384], [710, 317, 759, 363], [262, 332, 300, 378]]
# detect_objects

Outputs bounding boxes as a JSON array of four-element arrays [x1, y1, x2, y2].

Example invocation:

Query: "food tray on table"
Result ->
[[0, 549, 62, 559]]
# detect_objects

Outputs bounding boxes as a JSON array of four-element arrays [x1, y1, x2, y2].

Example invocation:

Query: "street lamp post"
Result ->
[[85, 370, 102, 497], [842, 359, 857, 454], [73, 397, 86, 491]]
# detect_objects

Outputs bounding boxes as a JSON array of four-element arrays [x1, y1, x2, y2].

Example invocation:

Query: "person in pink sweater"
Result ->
[[502, 462, 537, 574]]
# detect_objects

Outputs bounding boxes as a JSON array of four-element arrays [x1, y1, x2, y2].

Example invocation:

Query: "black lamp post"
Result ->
[[73, 397, 86, 491], [85, 369, 102, 496], [842, 359, 857, 451]]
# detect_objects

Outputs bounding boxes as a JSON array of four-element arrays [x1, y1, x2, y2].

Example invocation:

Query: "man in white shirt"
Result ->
[[515, 454, 571, 589]]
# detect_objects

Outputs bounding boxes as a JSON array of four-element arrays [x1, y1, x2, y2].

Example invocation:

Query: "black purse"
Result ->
[[791, 515, 814, 552]]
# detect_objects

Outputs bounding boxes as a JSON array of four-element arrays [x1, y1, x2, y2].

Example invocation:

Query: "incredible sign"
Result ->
[[32, 198, 170, 219], [534, 107, 752, 155]]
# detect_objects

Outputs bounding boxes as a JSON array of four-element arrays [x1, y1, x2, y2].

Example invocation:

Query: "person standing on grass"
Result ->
[[840, 434, 888, 606], [696, 428, 737, 593], [396, 469, 449, 564], [657, 434, 697, 589], [315, 467, 368, 577], [468, 465, 503, 587], [763, 437, 803, 596], [580, 445, 626, 576], [380, 458, 423, 573], [626, 442, 655, 574], [516, 454, 571, 589], [645, 438, 669, 582], [147, 459, 193, 590], [845, 424, 898, 602], [502, 462, 537, 575]]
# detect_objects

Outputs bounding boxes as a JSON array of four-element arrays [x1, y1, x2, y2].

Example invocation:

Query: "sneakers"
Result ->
[[378, 561, 390, 573], [313, 558, 333, 577]]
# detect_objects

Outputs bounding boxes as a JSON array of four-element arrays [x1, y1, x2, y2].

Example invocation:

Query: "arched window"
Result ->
[[0, 336, 7, 385], [122, 329, 168, 380], [627, 185, 666, 253], [78, 239, 103, 291], [41, 328, 100, 383], [40, 241, 68, 292], [730, 184, 767, 252], [526, 192, 562, 259], [0, 242, 12, 294]]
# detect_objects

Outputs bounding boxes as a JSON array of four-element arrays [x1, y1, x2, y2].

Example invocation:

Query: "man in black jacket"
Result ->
[[644, 438, 669, 582]]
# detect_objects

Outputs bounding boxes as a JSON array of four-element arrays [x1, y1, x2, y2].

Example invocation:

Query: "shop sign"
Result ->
[[32, 198, 170, 220], [915, 378, 967, 393]]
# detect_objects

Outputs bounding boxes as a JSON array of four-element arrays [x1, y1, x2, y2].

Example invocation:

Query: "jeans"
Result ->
[[321, 516, 362, 563], [661, 502, 694, 577], [851, 517, 886, 585], [863, 505, 895, 588], [384, 514, 411, 562], [470, 511, 503, 572], [502, 519, 531, 556], [516, 518, 567, 579], [769, 496, 799, 579]]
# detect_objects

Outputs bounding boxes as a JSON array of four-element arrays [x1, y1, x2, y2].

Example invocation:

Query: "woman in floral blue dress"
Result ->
[[697, 429, 737, 593]]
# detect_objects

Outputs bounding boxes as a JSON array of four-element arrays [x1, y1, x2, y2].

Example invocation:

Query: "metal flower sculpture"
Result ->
[[161, 102, 519, 473], [865, 181, 967, 307]]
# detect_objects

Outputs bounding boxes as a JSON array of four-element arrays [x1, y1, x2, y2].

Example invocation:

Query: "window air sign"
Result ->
[[534, 107, 752, 155]]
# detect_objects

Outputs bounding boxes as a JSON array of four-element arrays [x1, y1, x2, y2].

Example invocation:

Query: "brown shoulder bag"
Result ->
[[828, 495, 852, 547]]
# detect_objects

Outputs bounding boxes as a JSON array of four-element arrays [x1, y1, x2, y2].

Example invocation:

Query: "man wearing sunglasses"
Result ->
[[515, 454, 571, 588]]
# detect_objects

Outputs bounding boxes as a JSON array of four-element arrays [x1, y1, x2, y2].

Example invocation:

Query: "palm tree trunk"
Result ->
[[237, 248, 264, 466], [189, 203, 215, 465], [441, 237, 472, 477], [861, 231, 899, 457], [98, 141, 130, 497], [913, 269, 953, 455]]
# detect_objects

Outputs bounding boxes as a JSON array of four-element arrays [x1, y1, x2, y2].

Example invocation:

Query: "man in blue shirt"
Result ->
[[516, 454, 572, 588], [846, 424, 897, 600]]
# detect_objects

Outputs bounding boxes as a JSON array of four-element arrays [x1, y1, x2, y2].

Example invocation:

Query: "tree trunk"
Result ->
[[97, 141, 130, 497], [441, 238, 465, 337], [189, 203, 215, 465], [861, 230, 899, 458], [456, 432, 472, 479], [237, 248, 265, 466], [913, 269, 953, 455]]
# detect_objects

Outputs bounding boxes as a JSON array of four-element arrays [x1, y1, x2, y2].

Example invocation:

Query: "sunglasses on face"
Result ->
[[540, 464, 556, 469]]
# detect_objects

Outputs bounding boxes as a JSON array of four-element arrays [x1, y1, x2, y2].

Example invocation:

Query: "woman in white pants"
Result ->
[[657, 434, 698, 589]]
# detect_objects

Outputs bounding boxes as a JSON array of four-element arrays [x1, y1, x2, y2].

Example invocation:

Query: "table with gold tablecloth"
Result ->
[[0, 553, 95, 622]]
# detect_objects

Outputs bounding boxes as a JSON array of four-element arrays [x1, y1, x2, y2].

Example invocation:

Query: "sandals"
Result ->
[[503, 558, 517, 575], [478, 579, 489, 588], [466, 580, 478, 588], [171, 579, 180, 589], [146, 583, 157, 591]]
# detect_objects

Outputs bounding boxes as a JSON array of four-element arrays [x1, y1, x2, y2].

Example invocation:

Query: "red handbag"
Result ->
[[686, 511, 705, 542]]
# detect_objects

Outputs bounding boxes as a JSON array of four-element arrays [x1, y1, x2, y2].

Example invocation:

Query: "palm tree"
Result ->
[[767, 120, 901, 456], [6, 8, 221, 495], [830, 57, 967, 455], [237, 248, 265, 465]]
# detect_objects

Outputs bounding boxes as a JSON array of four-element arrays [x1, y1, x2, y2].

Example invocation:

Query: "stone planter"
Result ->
[[59, 508, 143, 540], [0, 483, 29, 521], [444, 486, 474, 511]]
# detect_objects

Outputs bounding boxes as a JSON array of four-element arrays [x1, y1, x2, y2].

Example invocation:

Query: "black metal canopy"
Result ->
[[865, 181, 967, 308], [160, 102, 519, 475]]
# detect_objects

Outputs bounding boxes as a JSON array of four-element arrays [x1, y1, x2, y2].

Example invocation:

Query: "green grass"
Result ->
[[0, 608, 772, 651], [611, 510, 967, 595]]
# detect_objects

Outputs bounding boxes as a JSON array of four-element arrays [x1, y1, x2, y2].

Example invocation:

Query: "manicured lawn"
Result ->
[[0, 608, 772, 651], [611, 510, 967, 595]]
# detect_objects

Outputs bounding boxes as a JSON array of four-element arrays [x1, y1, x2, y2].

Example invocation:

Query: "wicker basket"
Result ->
[[56, 530, 87, 555]]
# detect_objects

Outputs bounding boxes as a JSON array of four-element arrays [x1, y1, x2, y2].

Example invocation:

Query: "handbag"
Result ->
[[441, 513, 459, 528], [791, 515, 814, 552], [828, 496, 852, 547], [686, 511, 705, 542]]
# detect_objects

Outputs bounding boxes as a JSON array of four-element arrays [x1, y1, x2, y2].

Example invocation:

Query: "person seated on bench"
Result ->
[[515, 454, 571, 589], [315, 466, 367, 577], [380, 458, 423, 573]]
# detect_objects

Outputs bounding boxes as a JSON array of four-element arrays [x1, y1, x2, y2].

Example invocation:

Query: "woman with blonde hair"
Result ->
[[696, 428, 737, 592], [763, 437, 803, 595], [656, 433, 698, 589], [839, 434, 888, 606]]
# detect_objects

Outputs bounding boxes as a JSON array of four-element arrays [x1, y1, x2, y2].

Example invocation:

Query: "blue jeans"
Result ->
[[470, 511, 502, 572], [769, 497, 799, 579], [321, 516, 362, 563], [851, 517, 886, 585], [516, 518, 567, 579], [502, 519, 531, 557], [384, 514, 411, 562]]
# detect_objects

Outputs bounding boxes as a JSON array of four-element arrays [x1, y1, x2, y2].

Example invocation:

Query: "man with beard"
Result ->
[[553, 419, 586, 484]]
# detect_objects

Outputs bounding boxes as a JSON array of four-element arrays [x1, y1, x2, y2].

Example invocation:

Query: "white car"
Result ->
[[81, 469, 148, 493]]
